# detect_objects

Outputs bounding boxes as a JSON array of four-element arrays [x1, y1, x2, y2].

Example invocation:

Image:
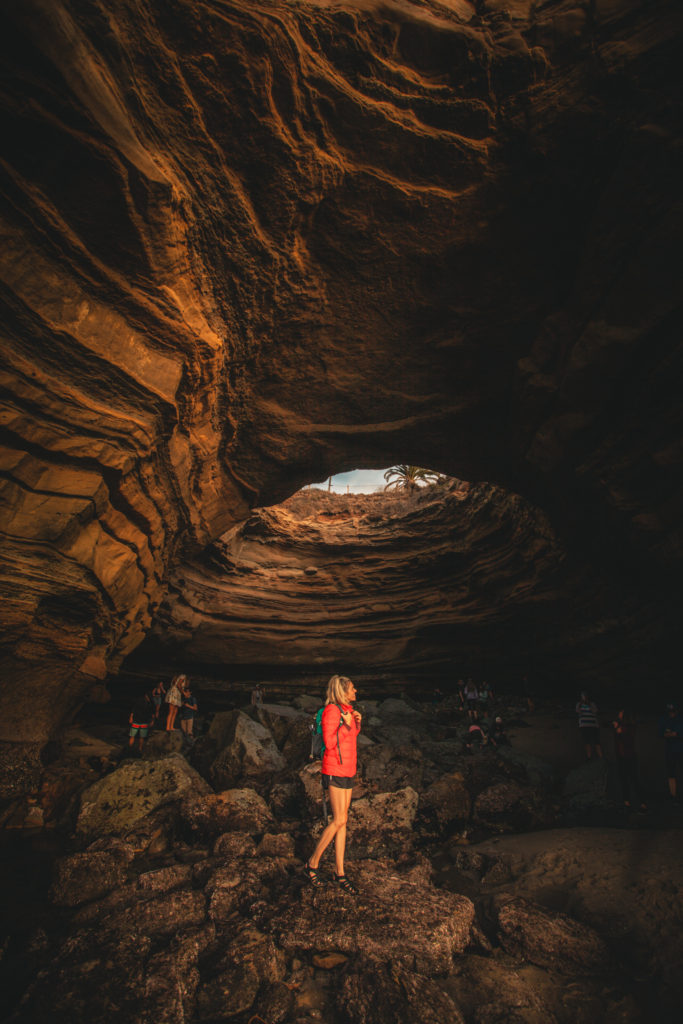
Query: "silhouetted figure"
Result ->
[[251, 684, 263, 707], [464, 679, 478, 719], [180, 683, 198, 737], [576, 691, 603, 759], [129, 695, 153, 753], [487, 715, 508, 748], [612, 709, 646, 811], [659, 703, 683, 800], [151, 680, 165, 723], [478, 681, 493, 713]]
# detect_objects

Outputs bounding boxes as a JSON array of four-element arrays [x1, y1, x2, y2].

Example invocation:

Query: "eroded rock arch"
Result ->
[[1, 0, 682, 745]]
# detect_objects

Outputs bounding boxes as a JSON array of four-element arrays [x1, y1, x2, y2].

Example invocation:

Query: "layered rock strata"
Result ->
[[1, 0, 682, 741], [137, 482, 665, 690]]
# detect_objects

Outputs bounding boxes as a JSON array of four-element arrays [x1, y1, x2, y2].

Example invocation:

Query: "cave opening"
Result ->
[[1, 0, 683, 1020]]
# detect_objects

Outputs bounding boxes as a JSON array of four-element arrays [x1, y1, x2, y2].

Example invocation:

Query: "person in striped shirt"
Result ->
[[575, 691, 603, 759]]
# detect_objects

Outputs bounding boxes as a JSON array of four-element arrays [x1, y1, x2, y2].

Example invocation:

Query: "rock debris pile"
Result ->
[[4, 696, 681, 1024]]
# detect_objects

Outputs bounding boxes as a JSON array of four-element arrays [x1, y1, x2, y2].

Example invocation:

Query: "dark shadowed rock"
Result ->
[[181, 788, 275, 839], [142, 731, 185, 759], [474, 780, 546, 830], [185, 788, 275, 836], [341, 965, 466, 1024], [213, 831, 257, 860], [493, 895, 611, 975], [195, 925, 285, 1020], [50, 846, 133, 907], [422, 771, 471, 826], [277, 858, 474, 972], [350, 787, 419, 853]]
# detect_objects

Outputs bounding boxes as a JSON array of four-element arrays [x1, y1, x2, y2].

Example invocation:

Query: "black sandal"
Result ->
[[303, 862, 324, 888], [334, 872, 358, 894]]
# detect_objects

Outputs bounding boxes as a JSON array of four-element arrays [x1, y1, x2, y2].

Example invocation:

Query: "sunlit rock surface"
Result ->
[[1, 0, 682, 743]]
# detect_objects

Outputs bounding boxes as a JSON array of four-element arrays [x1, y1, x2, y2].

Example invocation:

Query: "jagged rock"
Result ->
[[209, 712, 285, 787], [361, 743, 429, 792], [422, 771, 471, 826], [277, 858, 474, 972], [497, 747, 556, 792], [76, 753, 210, 837], [340, 966, 466, 1024], [50, 847, 133, 907], [473, 780, 545, 829], [255, 833, 296, 858], [142, 731, 185, 758], [186, 787, 275, 837], [493, 895, 612, 975], [213, 832, 257, 860], [195, 925, 285, 1020], [141, 924, 216, 1024], [0, 743, 43, 802], [450, 954, 558, 1024], [350, 787, 419, 853]]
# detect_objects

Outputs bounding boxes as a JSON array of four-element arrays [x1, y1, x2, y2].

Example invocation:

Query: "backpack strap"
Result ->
[[335, 703, 345, 765]]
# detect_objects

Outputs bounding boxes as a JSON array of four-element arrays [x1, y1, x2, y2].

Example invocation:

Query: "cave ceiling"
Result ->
[[1, 0, 682, 741]]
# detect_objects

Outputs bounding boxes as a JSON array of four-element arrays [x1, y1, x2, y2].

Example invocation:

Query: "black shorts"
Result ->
[[665, 751, 683, 777], [321, 774, 354, 790], [579, 727, 600, 745]]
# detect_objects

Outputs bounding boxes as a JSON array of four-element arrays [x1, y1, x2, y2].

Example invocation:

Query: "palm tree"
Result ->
[[383, 465, 442, 491]]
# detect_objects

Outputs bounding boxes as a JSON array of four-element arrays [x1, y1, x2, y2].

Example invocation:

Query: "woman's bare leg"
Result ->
[[334, 788, 353, 876], [308, 785, 348, 870]]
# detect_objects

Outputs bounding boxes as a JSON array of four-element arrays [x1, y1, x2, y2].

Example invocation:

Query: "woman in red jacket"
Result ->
[[304, 674, 361, 893]]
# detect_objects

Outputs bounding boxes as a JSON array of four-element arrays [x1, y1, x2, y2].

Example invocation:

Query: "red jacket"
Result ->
[[321, 702, 360, 777]]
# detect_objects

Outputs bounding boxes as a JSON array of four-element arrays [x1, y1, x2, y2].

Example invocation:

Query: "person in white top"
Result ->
[[165, 674, 185, 731]]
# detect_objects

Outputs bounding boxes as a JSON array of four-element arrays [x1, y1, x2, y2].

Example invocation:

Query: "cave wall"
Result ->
[[1, 0, 682, 741], [134, 481, 660, 691]]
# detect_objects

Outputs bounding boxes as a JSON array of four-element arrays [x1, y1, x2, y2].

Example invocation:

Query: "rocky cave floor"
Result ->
[[1, 692, 682, 1024]]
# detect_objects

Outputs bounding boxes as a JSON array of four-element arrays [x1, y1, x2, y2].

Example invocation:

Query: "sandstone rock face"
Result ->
[[131, 481, 679, 695], [0, 0, 682, 747], [76, 753, 210, 837]]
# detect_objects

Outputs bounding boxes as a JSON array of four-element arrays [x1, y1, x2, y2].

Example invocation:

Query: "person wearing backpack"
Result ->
[[303, 675, 361, 894]]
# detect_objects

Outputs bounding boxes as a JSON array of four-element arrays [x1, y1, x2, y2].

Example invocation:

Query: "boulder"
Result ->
[[195, 925, 285, 1020], [449, 953, 558, 1024], [422, 771, 471, 826], [50, 846, 134, 907], [186, 787, 274, 836], [76, 753, 211, 837], [493, 895, 612, 975], [341, 966, 465, 1024], [210, 712, 285, 787], [278, 858, 474, 973], [473, 780, 544, 830], [351, 787, 419, 853], [142, 731, 185, 758]]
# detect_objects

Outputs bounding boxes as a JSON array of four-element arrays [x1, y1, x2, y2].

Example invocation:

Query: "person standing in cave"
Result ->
[[659, 703, 683, 800], [165, 674, 185, 731], [464, 678, 478, 719], [575, 691, 603, 759], [151, 680, 166, 724], [180, 682, 198, 738], [304, 674, 361, 894], [611, 709, 646, 811], [129, 694, 153, 753]]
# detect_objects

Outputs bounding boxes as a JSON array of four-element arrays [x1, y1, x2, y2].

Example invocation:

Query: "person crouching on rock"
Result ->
[[304, 674, 361, 894]]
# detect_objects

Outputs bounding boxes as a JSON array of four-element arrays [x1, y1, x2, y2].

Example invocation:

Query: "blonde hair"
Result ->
[[325, 674, 353, 706]]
